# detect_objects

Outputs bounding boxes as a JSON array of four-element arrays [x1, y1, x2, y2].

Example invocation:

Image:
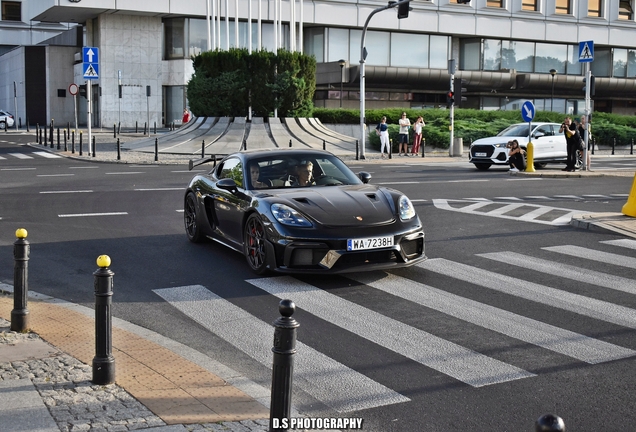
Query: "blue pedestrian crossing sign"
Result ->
[[578, 41, 594, 63], [82, 47, 99, 80], [521, 101, 535, 122]]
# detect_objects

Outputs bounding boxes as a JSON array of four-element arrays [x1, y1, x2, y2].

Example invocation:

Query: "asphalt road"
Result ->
[[2, 136, 636, 431]]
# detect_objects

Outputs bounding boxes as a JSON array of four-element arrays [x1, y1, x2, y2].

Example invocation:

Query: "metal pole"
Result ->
[[13, 81, 18, 131], [72, 130, 75, 154], [92, 255, 116, 385], [583, 63, 591, 170], [57, 128, 60, 150], [269, 299, 299, 431], [154, 137, 158, 161], [92, 136, 96, 158], [202, 140, 205, 158], [11, 228, 30, 333], [449, 74, 454, 156], [87, 80, 93, 156], [117, 138, 121, 160], [356, 139, 359, 160], [79, 131, 83, 156], [64, 130, 68, 152]]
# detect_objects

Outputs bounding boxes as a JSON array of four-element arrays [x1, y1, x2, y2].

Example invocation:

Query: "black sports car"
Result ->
[[184, 149, 426, 274]]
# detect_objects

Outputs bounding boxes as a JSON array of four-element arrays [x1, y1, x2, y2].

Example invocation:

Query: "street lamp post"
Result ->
[[338, 59, 346, 108], [550, 69, 557, 112]]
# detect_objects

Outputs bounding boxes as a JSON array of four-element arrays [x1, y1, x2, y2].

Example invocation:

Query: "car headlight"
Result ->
[[494, 143, 508, 148], [271, 203, 312, 227], [398, 195, 416, 221]]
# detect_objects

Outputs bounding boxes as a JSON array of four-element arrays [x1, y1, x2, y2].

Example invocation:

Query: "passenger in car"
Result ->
[[507, 140, 525, 172], [249, 163, 270, 189]]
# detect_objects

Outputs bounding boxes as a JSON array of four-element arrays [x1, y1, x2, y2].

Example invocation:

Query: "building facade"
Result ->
[[0, 0, 635, 128]]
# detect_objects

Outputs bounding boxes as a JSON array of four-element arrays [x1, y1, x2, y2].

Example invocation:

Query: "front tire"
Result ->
[[184, 192, 205, 243], [244, 214, 268, 274]]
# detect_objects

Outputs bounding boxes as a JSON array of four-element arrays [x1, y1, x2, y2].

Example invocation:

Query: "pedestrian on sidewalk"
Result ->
[[507, 139, 525, 172], [411, 116, 425, 156], [376, 116, 390, 158], [398, 112, 410, 156], [559, 116, 580, 172], [182, 108, 191, 124]]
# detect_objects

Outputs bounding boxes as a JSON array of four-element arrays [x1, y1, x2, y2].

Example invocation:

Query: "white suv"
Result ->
[[0, 110, 15, 129], [468, 122, 580, 170]]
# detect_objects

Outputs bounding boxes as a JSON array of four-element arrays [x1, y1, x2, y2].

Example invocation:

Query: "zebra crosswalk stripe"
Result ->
[[247, 276, 535, 388], [419, 258, 636, 330], [349, 272, 635, 364], [153, 285, 408, 413], [479, 251, 636, 296], [601, 239, 636, 250], [32, 151, 62, 158], [544, 245, 636, 269], [8, 152, 32, 159]]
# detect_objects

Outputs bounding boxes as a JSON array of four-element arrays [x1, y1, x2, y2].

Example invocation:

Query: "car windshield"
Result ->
[[246, 153, 362, 190], [497, 124, 535, 137]]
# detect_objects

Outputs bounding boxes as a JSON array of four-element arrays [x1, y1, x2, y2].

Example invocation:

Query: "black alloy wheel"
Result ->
[[244, 214, 268, 274], [184, 192, 204, 243]]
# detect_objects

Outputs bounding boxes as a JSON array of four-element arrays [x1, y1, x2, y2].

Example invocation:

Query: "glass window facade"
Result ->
[[588, 0, 602, 17], [555, 0, 570, 14], [391, 33, 429, 68], [487, 0, 504, 7], [522, 1, 537, 12], [1, 1, 20, 21], [619, 1, 634, 20]]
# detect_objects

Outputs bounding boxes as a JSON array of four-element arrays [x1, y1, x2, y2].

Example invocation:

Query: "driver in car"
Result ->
[[291, 161, 315, 187]]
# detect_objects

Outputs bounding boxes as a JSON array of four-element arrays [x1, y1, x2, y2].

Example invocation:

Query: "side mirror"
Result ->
[[217, 178, 238, 193], [533, 131, 545, 138], [358, 171, 372, 184]]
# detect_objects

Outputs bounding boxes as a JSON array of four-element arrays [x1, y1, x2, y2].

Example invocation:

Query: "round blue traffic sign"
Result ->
[[521, 101, 535, 122]]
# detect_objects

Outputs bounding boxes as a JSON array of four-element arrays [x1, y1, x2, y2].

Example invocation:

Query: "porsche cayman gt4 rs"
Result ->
[[184, 149, 426, 274]]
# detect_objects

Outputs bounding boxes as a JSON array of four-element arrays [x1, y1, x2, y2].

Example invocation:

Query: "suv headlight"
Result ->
[[398, 195, 416, 221], [494, 143, 508, 148], [271, 203, 312, 227]]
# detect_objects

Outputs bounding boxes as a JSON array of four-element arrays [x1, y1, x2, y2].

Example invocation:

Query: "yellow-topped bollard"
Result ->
[[15, 228, 28, 239], [96, 254, 111, 268], [622, 173, 636, 217], [12, 228, 30, 332], [525, 142, 536, 172]]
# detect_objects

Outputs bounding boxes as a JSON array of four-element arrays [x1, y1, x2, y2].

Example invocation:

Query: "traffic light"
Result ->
[[453, 77, 467, 107], [447, 91, 455, 105], [582, 75, 595, 96], [397, 0, 411, 19], [79, 84, 87, 98]]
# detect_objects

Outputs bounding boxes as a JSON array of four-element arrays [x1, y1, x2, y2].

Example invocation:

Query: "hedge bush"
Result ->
[[313, 108, 636, 149]]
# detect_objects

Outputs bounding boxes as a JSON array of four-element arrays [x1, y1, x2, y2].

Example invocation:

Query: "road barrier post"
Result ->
[[269, 299, 299, 431], [117, 138, 121, 160], [422, 137, 426, 158], [202, 140, 205, 157], [389, 138, 393, 159], [323, 140, 326, 151], [10, 228, 30, 333], [35, 124, 39, 143], [57, 128, 60, 150], [154, 138, 158, 161], [612, 138, 616, 155], [79, 131, 83, 156], [64, 130, 68, 152], [72, 131, 75, 154], [92, 255, 116, 385], [356, 140, 359, 160], [113, 124, 116, 139], [289, 139, 292, 148], [525, 142, 536, 172], [535, 414, 565, 432], [92, 136, 96, 158]]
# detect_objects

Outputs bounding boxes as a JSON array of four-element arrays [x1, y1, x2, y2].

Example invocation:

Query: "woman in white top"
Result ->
[[411, 116, 425, 156], [375, 116, 390, 158], [398, 112, 411, 156]]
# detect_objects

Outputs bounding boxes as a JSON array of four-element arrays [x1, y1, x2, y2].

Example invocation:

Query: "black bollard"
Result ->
[[136, 121, 138, 133], [154, 137, 158, 161], [92, 255, 116, 385], [57, 128, 60, 150], [422, 137, 426, 158], [269, 299, 299, 431], [19, 117, 22, 129], [113, 124, 116, 139], [79, 131, 83, 156], [289, 139, 292, 148], [631, 138, 634, 155], [67, 122, 70, 137], [50, 123, 54, 148], [612, 137, 616, 155], [26, 118, 29, 132], [535, 414, 565, 432], [144, 122, 147, 135], [243, 140, 247, 151], [389, 138, 393, 159], [356, 139, 359, 160], [323, 140, 326, 151], [92, 136, 96, 158], [10, 229, 30, 332], [117, 138, 121, 160], [35, 124, 39, 143], [591, 136, 595, 155], [154, 121, 156, 135], [72, 131, 75, 154], [202, 140, 205, 157], [118, 122, 121, 135], [64, 130, 68, 152]]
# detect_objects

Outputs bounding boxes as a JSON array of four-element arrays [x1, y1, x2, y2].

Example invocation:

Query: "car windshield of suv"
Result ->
[[497, 124, 535, 137]]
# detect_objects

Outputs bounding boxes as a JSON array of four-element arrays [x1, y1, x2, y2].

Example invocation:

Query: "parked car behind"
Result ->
[[468, 122, 581, 170], [0, 110, 15, 128]]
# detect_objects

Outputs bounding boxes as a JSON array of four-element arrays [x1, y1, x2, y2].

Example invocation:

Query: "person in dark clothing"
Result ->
[[507, 140, 525, 172], [559, 116, 580, 172]]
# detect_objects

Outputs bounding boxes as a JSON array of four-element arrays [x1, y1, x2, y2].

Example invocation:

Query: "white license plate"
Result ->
[[347, 236, 394, 251], [475, 152, 487, 157]]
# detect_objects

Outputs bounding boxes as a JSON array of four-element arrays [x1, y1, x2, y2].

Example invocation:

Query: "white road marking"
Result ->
[[69, 166, 99, 169], [544, 245, 636, 269], [40, 190, 93, 194], [494, 197, 523, 201], [248, 276, 534, 387], [376, 181, 420, 185], [479, 251, 636, 296], [153, 285, 409, 412], [350, 272, 635, 364], [32, 151, 62, 158], [419, 258, 636, 329], [105, 172, 145, 175], [37, 174, 75, 177], [1, 168, 36, 171], [8, 153, 32, 159], [601, 239, 636, 250], [134, 188, 183, 191], [553, 195, 582, 199], [58, 212, 128, 217]]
